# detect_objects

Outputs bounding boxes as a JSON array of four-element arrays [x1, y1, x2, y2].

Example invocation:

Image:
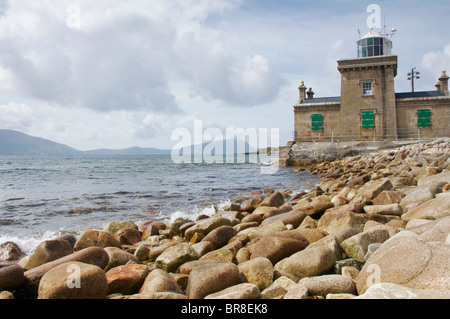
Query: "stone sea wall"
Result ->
[[0, 138, 449, 299]]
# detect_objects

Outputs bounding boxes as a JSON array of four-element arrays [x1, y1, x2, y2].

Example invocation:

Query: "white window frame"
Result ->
[[362, 81, 373, 96]]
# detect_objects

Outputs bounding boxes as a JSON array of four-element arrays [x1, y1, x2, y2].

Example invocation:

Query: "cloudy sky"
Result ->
[[0, 0, 449, 151]]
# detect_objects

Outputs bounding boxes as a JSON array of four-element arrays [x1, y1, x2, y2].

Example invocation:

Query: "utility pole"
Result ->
[[407, 67, 421, 93]]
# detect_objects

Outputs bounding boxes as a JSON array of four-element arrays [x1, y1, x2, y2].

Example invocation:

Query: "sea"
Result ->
[[0, 154, 320, 254]]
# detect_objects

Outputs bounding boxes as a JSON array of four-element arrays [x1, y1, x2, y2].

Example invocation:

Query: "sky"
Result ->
[[0, 0, 449, 151]]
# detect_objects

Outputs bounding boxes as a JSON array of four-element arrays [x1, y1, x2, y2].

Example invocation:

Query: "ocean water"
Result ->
[[0, 154, 320, 254]]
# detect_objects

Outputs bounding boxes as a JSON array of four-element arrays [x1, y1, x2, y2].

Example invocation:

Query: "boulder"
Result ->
[[355, 178, 393, 200], [104, 221, 138, 235], [204, 283, 260, 299], [248, 235, 308, 265], [73, 230, 122, 251], [24, 247, 109, 298], [372, 191, 406, 206], [399, 182, 445, 209], [106, 264, 149, 295], [186, 262, 240, 299], [19, 240, 73, 270], [184, 217, 232, 242], [201, 226, 236, 250], [199, 248, 234, 263], [238, 257, 273, 291], [356, 235, 450, 294], [104, 247, 138, 271], [139, 269, 184, 295], [0, 242, 23, 262], [259, 191, 285, 207], [260, 210, 307, 228], [355, 283, 450, 299], [401, 193, 450, 222], [282, 285, 309, 299], [274, 245, 336, 280], [154, 243, 199, 273], [114, 228, 142, 246], [417, 170, 450, 186], [340, 226, 391, 262], [363, 204, 403, 216], [298, 275, 356, 297], [318, 209, 368, 235], [38, 261, 108, 299], [247, 221, 287, 241], [0, 265, 24, 292], [191, 241, 214, 257], [408, 216, 450, 243]]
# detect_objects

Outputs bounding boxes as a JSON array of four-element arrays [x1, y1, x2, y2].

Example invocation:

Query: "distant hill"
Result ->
[[0, 129, 172, 156], [84, 146, 171, 155], [0, 129, 81, 156]]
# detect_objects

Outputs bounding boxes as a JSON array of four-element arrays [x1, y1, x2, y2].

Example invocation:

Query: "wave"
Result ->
[[0, 230, 67, 255]]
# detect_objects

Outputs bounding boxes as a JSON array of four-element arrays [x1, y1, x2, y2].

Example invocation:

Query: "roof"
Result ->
[[395, 91, 446, 99], [299, 97, 341, 105], [360, 29, 382, 40]]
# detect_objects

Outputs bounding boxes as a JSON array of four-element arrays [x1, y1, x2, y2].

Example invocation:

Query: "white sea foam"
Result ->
[[0, 230, 65, 255]]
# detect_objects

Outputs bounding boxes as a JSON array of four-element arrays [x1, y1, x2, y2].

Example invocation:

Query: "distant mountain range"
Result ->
[[0, 129, 171, 156]]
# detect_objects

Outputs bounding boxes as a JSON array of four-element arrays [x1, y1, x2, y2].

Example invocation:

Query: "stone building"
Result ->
[[293, 29, 450, 142]]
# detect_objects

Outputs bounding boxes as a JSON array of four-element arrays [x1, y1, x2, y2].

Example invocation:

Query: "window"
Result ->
[[362, 82, 373, 96], [361, 111, 375, 128], [417, 109, 431, 127], [311, 114, 323, 131]]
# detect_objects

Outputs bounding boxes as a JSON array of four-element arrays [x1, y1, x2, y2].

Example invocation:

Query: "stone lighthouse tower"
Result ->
[[337, 28, 398, 140]]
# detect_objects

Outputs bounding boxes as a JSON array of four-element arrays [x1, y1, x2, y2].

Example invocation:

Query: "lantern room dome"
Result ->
[[357, 28, 393, 58]]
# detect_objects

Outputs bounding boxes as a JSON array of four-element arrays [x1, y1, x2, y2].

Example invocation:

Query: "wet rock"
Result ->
[[19, 240, 73, 270], [106, 264, 149, 295], [204, 283, 260, 299], [201, 226, 236, 250], [260, 210, 307, 228], [38, 261, 108, 299], [259, 191, 285, 208], [104, 247, 137, 271], [0, 265, 24, 292], [184, 217, 232, 242], [114, 228, 142, 246], [0, 242, 23, 262], [154, 243, 199, 273], [73, 230, 122, 251], [186, 262, 240, 299], [104, 221, 138, 235]]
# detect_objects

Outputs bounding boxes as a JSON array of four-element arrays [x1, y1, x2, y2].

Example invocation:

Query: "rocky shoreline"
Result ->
[[1, 138, 449, 300]]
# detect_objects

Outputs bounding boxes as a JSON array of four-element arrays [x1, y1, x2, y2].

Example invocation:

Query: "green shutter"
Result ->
[[417, 109, 431, 127], [311, 114, 323, 131], [361, 111, 374, 129]]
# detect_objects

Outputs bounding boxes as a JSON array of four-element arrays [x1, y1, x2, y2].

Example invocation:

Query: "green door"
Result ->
[[417, 109, 431, 127], [361, 111, 375, 129], [311, 114, 323, 131]]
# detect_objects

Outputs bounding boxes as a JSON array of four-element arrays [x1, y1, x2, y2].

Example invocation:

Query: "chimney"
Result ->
[[435, 81, 442, 92], [439, 71, 449, 96], [298, 81, 307, 101], [306, 88, 315, 99]]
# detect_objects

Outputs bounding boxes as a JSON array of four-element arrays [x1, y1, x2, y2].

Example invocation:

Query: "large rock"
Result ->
[[260, 210, 307, 228], [0, 242, 23, 262], [298, 275, 356, 297], [355, 283, 450, 299], [114, 228, 142, 246], [106, 264, 149, 295], [104, 247, 138, 271], [19, 240, 73, 270], [204, 283, 260, 299], [340, 226, 391, 262], [372, 191, 406, 206], [0, 265, 24, 292], [23, 247, 109, 298], [154, 243, 199, 273], [184, 217, 232, 242], [318, 209, 368, 235], [259, 191, 285, 207], [363, 204, 403, 216], [401, 193, 450, 222], [356, 234, 450, 294], [139, 269, 184, 295], [248, 235, 308, 265], [73, 230, 122, 251], [186, 262, 240, 299], [355, 178, 393, 200], [38, 261, 108, 299], [238, 257, 273, 291], [201, 226, 236, 250], [104, 221, 138, 235], [408, 216, 450, 243], [247, 221, 287, 241], [399, 182, 445, 209], [274, 245, 336, 280], [417, 170, 450, 186]]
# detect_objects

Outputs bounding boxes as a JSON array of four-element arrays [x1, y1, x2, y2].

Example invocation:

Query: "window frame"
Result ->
[[362, 81, 373, 96]]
